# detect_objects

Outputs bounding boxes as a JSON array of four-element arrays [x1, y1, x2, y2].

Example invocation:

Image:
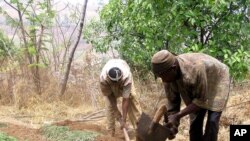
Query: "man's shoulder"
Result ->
[[178, 53, 229, 81], [179, 53, 213, 60], [104, 59, 130, 71], [179, 53, 227, 68], [106, 58, 128, 64], [101, 59, 128, 74]]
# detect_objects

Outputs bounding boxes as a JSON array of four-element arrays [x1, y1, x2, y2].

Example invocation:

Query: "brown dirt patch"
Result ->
[[0, 123, 45, 141], [0, 120, 128, 141]]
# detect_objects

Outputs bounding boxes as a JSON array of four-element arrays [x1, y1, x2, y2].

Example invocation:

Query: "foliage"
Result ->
[[2, 0, 55, 66], [84, 0, 250, 80], [221, 48, 250, 80], [84, 18, 111, 53], [0, 31, 16, 61], [41, 125, 100, 141], [0, 132, 17, 141]]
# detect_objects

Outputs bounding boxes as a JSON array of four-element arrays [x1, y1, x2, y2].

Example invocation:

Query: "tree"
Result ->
[[60, 0, 88, 96], [3, 0, 55, 94], [84, 0, 250, 80]]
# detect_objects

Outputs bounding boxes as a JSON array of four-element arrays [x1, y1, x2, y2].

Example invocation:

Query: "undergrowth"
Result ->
[[40, 125, 100, 141], [0, 132, 17, 141]]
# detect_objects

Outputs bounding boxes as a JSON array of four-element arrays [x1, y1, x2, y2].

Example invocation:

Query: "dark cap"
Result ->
[[151, 50, 176, 76], [108, 67, 122, 81]]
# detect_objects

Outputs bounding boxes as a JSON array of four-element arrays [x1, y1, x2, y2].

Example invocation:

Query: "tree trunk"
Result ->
[[16, 2, 33, 64], [60, 0, 88, 96], [33, 25, 44, 95]]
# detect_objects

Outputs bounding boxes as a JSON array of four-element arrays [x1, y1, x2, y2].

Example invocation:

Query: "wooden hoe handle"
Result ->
[[123, 127, 130, 141]]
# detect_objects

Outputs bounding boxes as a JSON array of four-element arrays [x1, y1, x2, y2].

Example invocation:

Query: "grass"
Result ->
[[0, 132, 17, 141], [40, 125, 100, 141]]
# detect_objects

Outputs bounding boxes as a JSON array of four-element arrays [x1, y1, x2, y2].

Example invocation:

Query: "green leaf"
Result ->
[[28, 47, 36, 55], [90, 0, 250, 78]]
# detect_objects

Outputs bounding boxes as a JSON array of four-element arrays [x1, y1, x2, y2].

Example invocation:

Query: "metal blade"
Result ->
[[136, 112, 171, 141]]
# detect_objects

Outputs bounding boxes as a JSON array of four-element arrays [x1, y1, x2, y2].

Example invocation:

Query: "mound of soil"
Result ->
[[0, 123, 45, 141]]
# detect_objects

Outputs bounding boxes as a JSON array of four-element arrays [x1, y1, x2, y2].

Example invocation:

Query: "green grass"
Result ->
[[41, 125, 100, 141], [0, 132, 17, 141]]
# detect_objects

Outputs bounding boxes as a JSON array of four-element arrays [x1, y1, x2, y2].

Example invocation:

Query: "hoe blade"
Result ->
[[136, 113, 171, 141]]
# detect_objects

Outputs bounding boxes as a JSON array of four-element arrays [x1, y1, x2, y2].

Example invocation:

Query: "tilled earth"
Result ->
[[0, 120, 127, 141]]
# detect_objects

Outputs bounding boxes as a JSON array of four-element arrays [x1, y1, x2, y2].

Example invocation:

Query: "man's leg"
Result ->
[[203, 110, 222, 141], [189, 109, 206, 141], [105, 95, 121, 136]]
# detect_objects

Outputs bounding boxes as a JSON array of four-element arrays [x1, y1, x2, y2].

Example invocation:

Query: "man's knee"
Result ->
[[208, 111, 222, 128], [207, 118, 219, 127]]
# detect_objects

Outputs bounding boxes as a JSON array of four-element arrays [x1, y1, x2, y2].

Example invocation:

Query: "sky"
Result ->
[[55, 0, 108, 5], [0, 0, 109, 39], [0, 0, 109, 22]]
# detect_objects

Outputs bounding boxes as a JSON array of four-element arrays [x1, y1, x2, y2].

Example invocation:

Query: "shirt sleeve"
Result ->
[[192, 64, 208, 107], [121, 73, 132, 98], [122, 83, 131, 98], [164, 83, 181, 114], [100, 81, 112, 97]]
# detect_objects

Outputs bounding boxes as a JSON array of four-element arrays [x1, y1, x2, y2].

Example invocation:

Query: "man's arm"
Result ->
[[121, 76, 132, 129], [168, 103, 200, 124], [170, 64, 207, 123], [121, 97, 129, 129], [164, 83, 181, 118]]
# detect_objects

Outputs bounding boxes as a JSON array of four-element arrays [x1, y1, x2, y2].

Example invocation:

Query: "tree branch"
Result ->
[[4, 0, 18, 11], [205, 2, 233, 44]]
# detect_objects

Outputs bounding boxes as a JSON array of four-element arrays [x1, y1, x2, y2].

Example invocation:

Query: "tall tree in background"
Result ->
[[84, 0, 250, 80], [3, 0, 55, 94], [1, 0, 88, 97], [60, 0, 88, 96]]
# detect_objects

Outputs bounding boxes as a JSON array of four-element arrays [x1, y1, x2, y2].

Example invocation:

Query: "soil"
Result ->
[[0, 119, 127, 141], [55, 119, 126, 141], [0, 123, 45, 141]]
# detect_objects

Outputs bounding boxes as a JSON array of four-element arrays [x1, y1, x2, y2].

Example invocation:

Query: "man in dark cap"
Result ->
[[150, 50, 230, 141], [100, 59, 142, 137]]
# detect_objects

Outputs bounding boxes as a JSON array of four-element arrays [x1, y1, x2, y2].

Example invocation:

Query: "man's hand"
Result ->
[[167, 113, 180, 127], [164, 113, 180, 140], [119, 118, 128, 130]]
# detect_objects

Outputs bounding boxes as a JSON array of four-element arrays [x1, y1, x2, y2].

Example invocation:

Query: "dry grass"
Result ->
[[0, 50, 105, 128]]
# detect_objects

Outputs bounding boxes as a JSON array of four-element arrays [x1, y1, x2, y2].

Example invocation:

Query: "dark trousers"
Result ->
[[189, 109, 222, 141]]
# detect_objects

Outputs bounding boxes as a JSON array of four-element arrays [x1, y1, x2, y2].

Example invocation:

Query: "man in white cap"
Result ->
[[100, 59, 142, 137], [150, 50, 230, 141]]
